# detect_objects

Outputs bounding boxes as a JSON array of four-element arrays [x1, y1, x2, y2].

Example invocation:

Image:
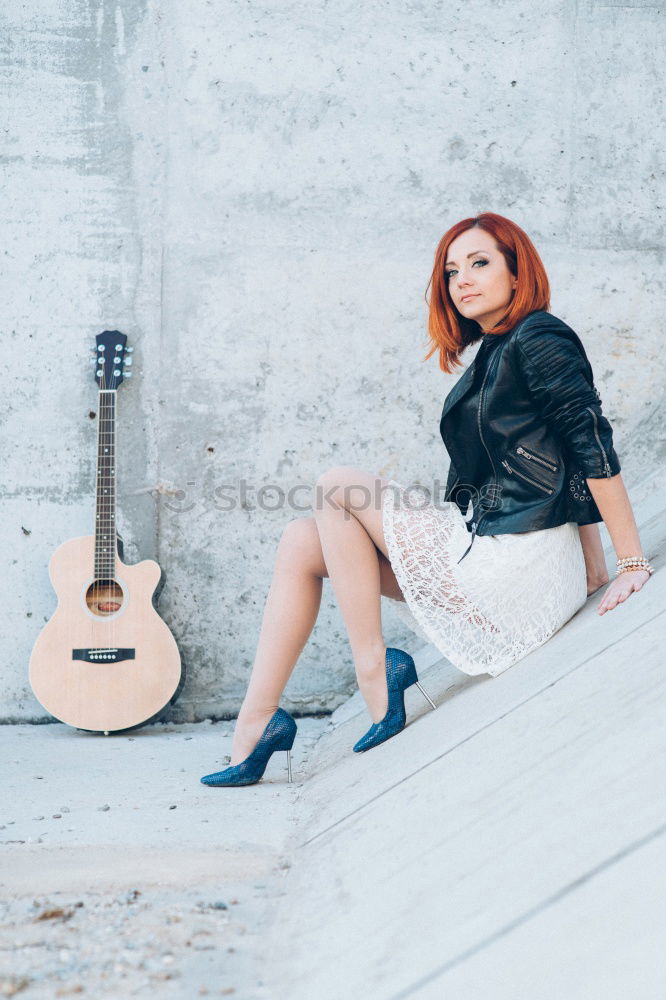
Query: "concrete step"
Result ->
[[265, 475, 666, 999]]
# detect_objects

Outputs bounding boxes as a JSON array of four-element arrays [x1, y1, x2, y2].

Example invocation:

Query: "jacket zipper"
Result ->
[[502, 458, 554, 495], [515, 445, 557, 472], [586, 406, 612, 477], [457, 347, 503, 564]]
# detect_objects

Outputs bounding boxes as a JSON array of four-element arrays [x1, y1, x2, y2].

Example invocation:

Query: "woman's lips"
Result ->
[[461, 294, 479, 302]]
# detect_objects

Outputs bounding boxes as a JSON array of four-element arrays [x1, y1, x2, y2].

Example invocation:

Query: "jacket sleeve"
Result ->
[[514, 323, 621, 479]]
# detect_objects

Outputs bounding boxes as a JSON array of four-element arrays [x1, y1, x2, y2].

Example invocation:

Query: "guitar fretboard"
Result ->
[[94, 390, 117, 578]]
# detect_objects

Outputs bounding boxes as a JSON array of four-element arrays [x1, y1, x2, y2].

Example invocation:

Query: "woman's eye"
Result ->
[[445, 259, 488, 279]]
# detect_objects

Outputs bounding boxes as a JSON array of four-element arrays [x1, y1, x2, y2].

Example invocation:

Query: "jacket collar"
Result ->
[[440, 314, 535, 422]]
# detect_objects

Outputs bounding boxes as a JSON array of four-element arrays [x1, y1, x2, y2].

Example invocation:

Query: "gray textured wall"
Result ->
[[3, 0, 664, 722]]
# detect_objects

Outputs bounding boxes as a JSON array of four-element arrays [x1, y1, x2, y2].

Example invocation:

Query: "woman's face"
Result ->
[[444, 228, 517, 333]]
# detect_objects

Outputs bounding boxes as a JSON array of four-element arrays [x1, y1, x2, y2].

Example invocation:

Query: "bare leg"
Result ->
[[313, 466, 398, 727], [230, 512, 404, 764]]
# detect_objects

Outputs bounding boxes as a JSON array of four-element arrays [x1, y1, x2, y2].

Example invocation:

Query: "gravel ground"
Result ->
[[1, 883, 272, 998], [0, 717, 330, 998]]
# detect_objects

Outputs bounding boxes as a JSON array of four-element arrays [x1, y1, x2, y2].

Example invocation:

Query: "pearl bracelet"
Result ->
[[615, 556, 654, 577]]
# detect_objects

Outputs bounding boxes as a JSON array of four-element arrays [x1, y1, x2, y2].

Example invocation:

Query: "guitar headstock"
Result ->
[[90, 330, 133, 389]]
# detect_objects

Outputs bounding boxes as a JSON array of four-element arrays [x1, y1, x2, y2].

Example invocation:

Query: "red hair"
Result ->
[[424, 212, 551, 374]]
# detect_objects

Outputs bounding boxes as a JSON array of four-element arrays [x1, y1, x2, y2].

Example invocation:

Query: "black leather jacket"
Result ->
[[440, 309, 621, 560]]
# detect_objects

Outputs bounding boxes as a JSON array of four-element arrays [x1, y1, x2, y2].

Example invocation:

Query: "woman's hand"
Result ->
[[597, 569, 650, 615]]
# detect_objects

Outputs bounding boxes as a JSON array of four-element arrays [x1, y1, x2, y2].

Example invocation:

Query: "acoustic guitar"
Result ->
[[29, 330, 184, 733]]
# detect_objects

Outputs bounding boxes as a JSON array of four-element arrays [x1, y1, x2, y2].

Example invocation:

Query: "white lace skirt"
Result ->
[[382, 479, 588, 677]]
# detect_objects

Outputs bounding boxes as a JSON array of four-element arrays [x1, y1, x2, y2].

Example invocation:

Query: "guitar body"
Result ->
[[29, 535, 183, 733]]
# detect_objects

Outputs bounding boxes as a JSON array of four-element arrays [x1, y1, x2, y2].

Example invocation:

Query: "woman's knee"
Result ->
[[314, 465, 370, 512], [315, 464, 358, 492], [278, 517, 327, 576]]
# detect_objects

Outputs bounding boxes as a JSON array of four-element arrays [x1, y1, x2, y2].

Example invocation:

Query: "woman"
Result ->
[[200, 212, 653, 788]]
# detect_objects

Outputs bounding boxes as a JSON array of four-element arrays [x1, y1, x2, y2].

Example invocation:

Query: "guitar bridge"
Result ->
[[72, 648, 136, 663]]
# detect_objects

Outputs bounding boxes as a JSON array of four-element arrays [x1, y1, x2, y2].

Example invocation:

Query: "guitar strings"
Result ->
[[108, 350, 121, 664], [106, 360, 115, 659], [103, 357, 115, 657], [93, 343, 101, 657], [95, 344, 116, 663], [110, 375, 116, 659], [92, 338, 125, 718], [95, 344, 106, 658]]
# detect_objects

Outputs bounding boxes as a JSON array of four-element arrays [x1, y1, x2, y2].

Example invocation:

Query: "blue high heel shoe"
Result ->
[[353, 647, 436, 753], [200, 707, 297, 786]]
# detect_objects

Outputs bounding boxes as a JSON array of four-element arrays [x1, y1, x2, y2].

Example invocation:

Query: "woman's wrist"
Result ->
[[615, 555, 654, 577]]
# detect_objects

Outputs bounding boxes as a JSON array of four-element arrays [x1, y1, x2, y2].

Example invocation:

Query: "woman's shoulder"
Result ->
[[511, 309, 593, 377], [512, 309, 590, 354], [513, 309, 574, 338]]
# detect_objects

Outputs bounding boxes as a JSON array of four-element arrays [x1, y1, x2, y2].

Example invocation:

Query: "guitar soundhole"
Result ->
[[86, 579, 124, 617]]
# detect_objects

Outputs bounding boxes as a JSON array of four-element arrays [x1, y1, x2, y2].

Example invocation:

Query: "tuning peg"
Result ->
[[123, 358, 132, 365], [124, 372, 133, 378], [126, 346, 134, 353]]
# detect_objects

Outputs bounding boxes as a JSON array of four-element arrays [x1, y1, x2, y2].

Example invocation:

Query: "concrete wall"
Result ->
[[3, 0, 664, 722]]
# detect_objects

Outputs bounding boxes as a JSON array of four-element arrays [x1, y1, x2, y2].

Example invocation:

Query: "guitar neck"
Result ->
[[94, 389, 117, 578]]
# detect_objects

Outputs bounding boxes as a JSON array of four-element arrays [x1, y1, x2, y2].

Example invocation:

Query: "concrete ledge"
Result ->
[[264, 476, 666, 999]]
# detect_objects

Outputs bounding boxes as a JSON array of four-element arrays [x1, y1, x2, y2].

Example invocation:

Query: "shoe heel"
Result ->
[[396, 653, 436, 710], [286, 749, 293, 783], [414, 679, 437, 710]]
